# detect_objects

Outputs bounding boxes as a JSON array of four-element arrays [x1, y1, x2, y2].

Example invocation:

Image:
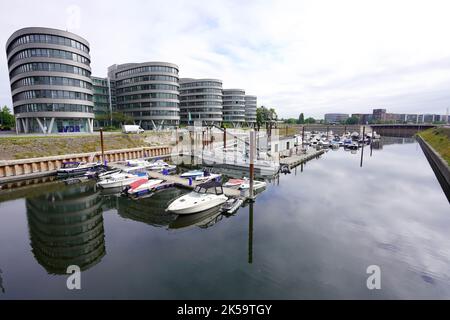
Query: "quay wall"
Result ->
[[416, 135, 450, 201], [0, 146, 171, 183]]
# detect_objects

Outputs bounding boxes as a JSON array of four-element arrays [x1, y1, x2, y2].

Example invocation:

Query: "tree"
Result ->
[[111, 112, 134, 126], [304, 117, 316, 124], [345, 116, 359, 125], [284, 118, 297, 124], [298, 113, 304, 124], [0, 106, 15, 128]]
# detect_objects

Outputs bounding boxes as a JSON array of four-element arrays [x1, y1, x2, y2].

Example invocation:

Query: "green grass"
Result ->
[[0, 131, 173, 160], [419, 127, 450, 166]]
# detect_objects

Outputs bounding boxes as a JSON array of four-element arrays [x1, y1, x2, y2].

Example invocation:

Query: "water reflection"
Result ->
[[0, 268, 5, 293], [25, 181, 106, 274], [117, 188, 186, 227], [168, 206, 224, 230]]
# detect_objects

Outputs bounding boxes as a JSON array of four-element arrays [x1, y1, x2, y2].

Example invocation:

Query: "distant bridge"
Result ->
[[369, 124, 437, 137]]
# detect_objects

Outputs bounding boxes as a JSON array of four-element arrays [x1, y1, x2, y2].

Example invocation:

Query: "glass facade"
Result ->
[[109, 62, 180, 129], [7, 27, 94, 134], [179, 78, 223, 125], [223, 89, 246, 125]]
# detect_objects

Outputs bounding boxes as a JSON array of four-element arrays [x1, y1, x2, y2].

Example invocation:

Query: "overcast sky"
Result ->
[[1, 0, 450, 118]]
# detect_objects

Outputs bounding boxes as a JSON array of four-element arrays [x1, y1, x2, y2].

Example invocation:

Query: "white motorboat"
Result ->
[[126, 178, 164, 196], [239, 180, 267, 191], [57, 161, 100, 176], [147, 159, 176, 172], [180, 170, 205, 178], [195, 173, 221, 182], [97, 168, 123, 180], [167, 180, 228, 215], [97, 173, 147, 189], [223, 178, 247, 188]]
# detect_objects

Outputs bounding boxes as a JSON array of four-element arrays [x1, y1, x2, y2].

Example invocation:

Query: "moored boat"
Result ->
[[167, 180, 228, 215], [97, 172, 147, 189], [57, 161, 100, 176], [239, 180, 267, 191]]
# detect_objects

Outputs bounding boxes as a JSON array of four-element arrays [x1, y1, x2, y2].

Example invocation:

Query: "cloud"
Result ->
[[1, 0, 450, 118]]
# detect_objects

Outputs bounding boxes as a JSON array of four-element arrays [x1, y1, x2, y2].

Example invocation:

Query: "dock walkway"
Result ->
[[280, 148, 325, 168]]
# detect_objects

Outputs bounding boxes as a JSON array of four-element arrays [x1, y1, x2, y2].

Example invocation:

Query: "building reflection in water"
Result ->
[[26, 181, 106, 275]]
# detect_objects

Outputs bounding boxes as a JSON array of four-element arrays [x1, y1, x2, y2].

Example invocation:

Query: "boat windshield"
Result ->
[[61, 162, 80, 169], [194, 180, 223, 194]]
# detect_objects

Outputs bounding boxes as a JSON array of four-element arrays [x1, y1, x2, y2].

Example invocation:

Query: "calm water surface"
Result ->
[[0, 137, 449, 299]]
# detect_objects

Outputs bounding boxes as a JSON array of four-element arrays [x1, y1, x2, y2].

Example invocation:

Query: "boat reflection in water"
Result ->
[[25, 181, 106, 274], [168, 206, 224, 230], [116, 188, 187, 227]]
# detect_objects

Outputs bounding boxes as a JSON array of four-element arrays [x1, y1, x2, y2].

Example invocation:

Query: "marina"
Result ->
[[0, 136, 449, 299]]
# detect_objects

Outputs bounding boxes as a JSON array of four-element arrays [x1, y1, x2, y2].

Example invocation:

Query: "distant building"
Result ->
[[372, 109, 387, 122], [244, 95, 257, 127], [324, 113, 349, 124], [351, 113, 372, 124]]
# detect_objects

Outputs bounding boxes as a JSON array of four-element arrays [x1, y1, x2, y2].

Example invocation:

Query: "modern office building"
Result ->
[[6, 27, 94, 133], [108, 62, 180, 130], [92, 76, 115, 128], [244, 95, 257, 127], [179, 78, 223, 125], [223, 89, 246, 127], [324, 113, 349, 124]]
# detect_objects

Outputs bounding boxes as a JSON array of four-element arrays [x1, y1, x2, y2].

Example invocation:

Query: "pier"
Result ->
[[280, 148, 325, 169]]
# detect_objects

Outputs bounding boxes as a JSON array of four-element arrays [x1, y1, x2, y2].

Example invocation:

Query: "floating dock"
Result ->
[[280, 148, 325, 169]]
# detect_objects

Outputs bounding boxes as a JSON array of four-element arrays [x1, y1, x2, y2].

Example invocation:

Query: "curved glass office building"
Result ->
[[245, 95, 257, 127], [6, 27, 94, 133], [179, 78, 223, 126], [223, 89, 246, 127], [109, 62, 180, 130]]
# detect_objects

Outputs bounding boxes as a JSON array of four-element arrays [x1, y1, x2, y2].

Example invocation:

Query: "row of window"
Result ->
[[7, 34, 89, 54], [223, 96, 245, 101], [116, 101, 179, 109], [180, 101, 223, 106], [223, 111, 246, 115], [180, 108, 223, 113], [10, 62, 91, 78], [11, 76, 92, 91], [13, 90, 93, 102], [94, 87, 109, 95], [223, 91, 245, 95], [180, 88, 223, 94], [94, 96, 109, 103], [180, 95, 222, 101], [116, 93, 178, 102], [180, 114, 223, 119], [123, 111, 179, 117], [115, 75, 179, 86], [14, 103, 93, 113], [9, 48, 90, 67], [115, 84, 178, 94], [115, 65, 178, 77], [180, 81, 222, 88]]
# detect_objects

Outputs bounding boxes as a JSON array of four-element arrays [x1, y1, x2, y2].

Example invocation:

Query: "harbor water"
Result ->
[[0, 137, 449, 299]]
